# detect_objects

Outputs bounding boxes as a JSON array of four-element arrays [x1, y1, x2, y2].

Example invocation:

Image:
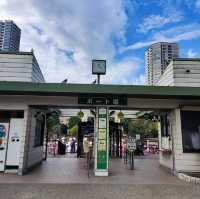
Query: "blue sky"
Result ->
[[0, 0, 200, 84]]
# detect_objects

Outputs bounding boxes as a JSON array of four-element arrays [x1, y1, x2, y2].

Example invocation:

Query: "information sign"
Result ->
[[78, 95, 127, 106], [96, 107, 108, 171], [128, 137, 136, 150]]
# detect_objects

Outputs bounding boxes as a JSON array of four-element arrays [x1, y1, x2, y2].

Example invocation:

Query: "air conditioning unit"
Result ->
[[161, 137, 170, 150]]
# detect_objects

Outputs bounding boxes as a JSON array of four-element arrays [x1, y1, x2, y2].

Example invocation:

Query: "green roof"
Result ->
[[0, 81, 200, 99]]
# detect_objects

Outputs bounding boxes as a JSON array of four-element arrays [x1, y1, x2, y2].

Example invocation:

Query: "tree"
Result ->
[[144, 121, 158, 138], [121, 118, 131, 134], [128, 121, 145, 138], [47, 111, 60, 127], [46, 110, 61, 137], [68, 125, 79, 137], [60, 124, 68, 135], [68, 116, 81, 129]]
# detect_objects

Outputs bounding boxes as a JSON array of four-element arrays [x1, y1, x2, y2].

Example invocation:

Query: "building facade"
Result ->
[[156, 58, 200, 87], [156, 58, 200, 174], [145, 42, 179, 85], [0, 20, 21, 52], [0, 51, 45, 82]]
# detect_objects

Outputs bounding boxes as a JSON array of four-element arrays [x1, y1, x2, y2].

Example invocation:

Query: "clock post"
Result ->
[[92, 60, 109, 176], [92, 60, 106, 84], [97, 74, 100, 84]]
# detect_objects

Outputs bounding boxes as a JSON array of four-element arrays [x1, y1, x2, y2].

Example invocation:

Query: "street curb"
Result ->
[[178, 173, 200, 184]]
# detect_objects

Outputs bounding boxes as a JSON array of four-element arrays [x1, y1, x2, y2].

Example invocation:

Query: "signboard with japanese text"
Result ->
[[128, 137, 136, 150], [96, 107, 108, 171], [78, 95, 127, 106]]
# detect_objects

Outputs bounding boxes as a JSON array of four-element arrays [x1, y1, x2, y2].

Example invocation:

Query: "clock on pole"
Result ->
[[92, 60, 106, 84]]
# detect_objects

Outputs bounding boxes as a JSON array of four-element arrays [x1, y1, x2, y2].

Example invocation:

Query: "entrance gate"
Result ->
[[2, 81, 200, 176]]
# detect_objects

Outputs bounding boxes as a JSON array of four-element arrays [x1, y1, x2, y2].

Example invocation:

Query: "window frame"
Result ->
[[181, 110, 200, 153], [34, 113, 45, 147]]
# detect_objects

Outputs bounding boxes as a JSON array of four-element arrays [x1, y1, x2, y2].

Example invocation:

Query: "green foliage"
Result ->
[[121, 118, 131, 134], [51, 124, 61, 136], [46, 110, 61, 137], [47, 111, 60, 127], [60, 124, 68, 135], [144, 121, 158, 138], [77, 110, 84, 118], [128, 121, 145, 137], [68, 124, 79, 137], [122, 118, 158, 138], [68, 116, 81, 129]]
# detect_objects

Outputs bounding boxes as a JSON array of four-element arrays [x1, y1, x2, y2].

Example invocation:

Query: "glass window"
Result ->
[[181, 111, 200, 153], [34, 113, 45, 147], [160, 112, 170, 137]]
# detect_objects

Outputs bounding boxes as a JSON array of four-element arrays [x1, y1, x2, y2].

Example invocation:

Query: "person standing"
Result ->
[[70, 138, 76, 153]]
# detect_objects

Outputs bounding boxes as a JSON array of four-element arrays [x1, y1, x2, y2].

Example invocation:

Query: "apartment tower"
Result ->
[[145, 42, 179, 85], [0, 20, 21, 52]]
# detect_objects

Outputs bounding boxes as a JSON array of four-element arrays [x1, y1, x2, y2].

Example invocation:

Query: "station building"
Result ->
[[157, 58, 200, 174], [0, 56, 200, 177], [0, 51, 45, 82]]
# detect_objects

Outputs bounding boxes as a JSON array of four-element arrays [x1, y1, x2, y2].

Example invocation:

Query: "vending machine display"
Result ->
[[0, 123, 9, 172]]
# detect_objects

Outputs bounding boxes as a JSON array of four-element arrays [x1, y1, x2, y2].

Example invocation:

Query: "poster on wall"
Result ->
[[99, 108, 107, 115], [0, 123, 9, 172], [98, 139, 106, 151], [99, 118, 107, 129], [98, 129, 106, 139]]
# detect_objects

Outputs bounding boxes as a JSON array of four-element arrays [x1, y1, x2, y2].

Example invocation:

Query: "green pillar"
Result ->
[[95, 107, 109, 176]]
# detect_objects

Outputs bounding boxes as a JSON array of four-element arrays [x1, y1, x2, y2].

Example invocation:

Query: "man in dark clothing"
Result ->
[[70, 138, 76, 153]]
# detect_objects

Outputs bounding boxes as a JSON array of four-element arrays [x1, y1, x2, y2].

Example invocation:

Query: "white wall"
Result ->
[[173, 60, 200, 87], [0, 53, 45, 83], [157, 59, 200, 87], [156, 62, 174, 86]]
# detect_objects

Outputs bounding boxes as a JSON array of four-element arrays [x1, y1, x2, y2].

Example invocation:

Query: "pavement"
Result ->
[[0, 155, 200, 199]]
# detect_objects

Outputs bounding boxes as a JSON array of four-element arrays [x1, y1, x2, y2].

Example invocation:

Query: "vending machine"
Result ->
[[6, 118, 24, 167], [0, 122, 9, 172]]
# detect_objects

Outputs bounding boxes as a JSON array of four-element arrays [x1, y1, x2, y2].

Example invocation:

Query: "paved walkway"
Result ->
[[0, 156, 184, 184], [1, 157, 200, 199]]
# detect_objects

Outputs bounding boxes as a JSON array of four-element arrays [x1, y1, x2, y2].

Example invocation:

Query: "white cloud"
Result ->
[[187, 49, 198, 58], [122, 23, 200, 52], [196, 0, 200, 8], [0, 0, 143, 84], [102, 57, 143, 85], [137, 11, 183, 33], [132, 74, 146, 85]]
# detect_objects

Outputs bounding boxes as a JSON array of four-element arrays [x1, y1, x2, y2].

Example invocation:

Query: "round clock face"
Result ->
[[92, 60, 106, 74]]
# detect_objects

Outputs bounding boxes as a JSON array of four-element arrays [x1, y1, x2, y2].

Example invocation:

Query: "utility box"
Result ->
[[6, 118, 24, 167], [0, 122, 9, 171]]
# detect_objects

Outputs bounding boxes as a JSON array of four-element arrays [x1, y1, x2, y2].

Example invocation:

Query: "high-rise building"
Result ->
[[145, 42, 179, 85], [0, 20, 21, 52]]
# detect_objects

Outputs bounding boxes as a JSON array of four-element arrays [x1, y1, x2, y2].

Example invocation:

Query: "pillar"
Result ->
[[95, 107, 109, 176]]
